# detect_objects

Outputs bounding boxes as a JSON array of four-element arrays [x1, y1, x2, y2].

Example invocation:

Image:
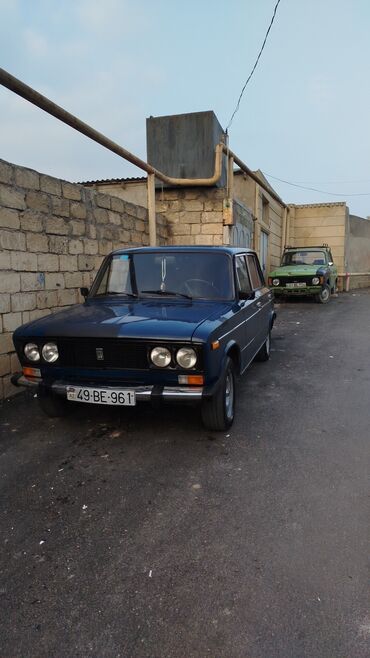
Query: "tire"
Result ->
[[201, 357, 235, 431], [316, 283, 331, 304], [255, 330, 271, 362], [38, 392, 71, 418]]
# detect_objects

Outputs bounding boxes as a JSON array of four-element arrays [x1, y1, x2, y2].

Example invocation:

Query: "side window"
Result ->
[[235, 256, 251, 294], [246, 254, 264, 289]]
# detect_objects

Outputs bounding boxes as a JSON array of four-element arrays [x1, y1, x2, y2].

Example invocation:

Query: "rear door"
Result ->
[[234, 255, 260, 369], [245, 253, 273, 351]]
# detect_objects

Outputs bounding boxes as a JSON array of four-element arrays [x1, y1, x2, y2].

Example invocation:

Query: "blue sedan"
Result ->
[[12, 246, 275, 430]]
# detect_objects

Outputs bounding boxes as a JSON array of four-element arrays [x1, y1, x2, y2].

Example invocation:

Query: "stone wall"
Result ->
[[156, 186, 226, 246], [0, 159, 168, 400], [346, 215, 370, 289]]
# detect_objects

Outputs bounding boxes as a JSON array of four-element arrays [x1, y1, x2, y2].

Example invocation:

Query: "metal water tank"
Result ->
[[146, 110, 226, 187]]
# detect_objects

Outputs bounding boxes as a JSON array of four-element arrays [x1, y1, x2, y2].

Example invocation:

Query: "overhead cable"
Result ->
[[263, 172, 370, 197], [226, 0, 282, 131]]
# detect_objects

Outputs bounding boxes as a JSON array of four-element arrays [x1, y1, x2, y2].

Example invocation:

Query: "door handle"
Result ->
[[256, 301, 262, 308]]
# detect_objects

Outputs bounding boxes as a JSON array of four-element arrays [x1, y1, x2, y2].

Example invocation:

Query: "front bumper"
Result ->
[[272, 286, 321, 296], [11, 373, 204, 402]]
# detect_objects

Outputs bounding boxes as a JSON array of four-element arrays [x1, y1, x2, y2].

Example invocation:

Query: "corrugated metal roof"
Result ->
[[289, 202, 347, 208], [78, 176, 147, 186]]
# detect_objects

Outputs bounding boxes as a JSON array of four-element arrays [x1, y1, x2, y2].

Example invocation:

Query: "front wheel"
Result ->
[[201, 357, 235, 431], [316, 283, 331, 304]]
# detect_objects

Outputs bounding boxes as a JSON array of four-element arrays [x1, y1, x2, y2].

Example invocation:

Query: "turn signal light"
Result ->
[[23, 367, 41, 379], [178, 375, 204, 385]]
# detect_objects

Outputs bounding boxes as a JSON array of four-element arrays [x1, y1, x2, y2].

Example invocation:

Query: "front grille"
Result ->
[[57, 338, 149, 369]]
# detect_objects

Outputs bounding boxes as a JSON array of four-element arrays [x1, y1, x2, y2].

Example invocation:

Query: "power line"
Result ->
[[226, 0, 282, 131], [263, 172, 370, 197]]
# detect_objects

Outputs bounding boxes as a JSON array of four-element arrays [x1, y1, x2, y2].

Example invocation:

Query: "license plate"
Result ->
[[66, 386, 136, 406], [286, 282, 306, 288]]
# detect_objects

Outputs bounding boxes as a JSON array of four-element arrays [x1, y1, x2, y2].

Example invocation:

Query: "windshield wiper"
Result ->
[[141, 289, 192, 300]]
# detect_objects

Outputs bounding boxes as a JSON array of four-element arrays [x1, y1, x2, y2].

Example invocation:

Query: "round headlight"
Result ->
[[150, 346, 171, 368], [42, 342, 59, 363], [312, 277, 320, 285], [24, 343, 40, 362], [272, 278, 280, 286], [176, 347, 197, 369]]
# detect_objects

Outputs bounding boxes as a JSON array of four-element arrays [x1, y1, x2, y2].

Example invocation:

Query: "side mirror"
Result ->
[[328, 261, 334, 266], [80, 287, 89, 298], [239, 290, 255, 301]]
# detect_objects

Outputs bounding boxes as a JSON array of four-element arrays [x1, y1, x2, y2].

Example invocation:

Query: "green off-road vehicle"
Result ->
[[268, 245, 338, 304]]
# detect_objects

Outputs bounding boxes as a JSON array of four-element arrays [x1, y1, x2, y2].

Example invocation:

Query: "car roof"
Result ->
[[111, 245, 256, 256]]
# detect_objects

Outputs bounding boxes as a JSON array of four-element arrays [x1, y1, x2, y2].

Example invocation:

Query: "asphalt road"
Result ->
[[1, 291, 369, 658]]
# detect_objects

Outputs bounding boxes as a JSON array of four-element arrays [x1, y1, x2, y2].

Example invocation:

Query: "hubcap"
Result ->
[[266, 332, 270, 354], [321, 287, 329, 301], [225, 371, 234, 420]]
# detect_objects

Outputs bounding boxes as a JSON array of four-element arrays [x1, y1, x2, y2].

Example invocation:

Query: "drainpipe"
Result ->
[[281, 207, 288, 254]]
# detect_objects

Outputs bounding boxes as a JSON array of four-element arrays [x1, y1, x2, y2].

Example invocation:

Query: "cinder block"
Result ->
[[11, 292, 36, 312], [29, 309, 52, 321], [10, 352, 21, 373], [37, 253, 59, 271], [0, 230, 26, 251], [86, 225, 97, 240], [0, 161, 13, 185], [51, 196, 69, 217], [57, 289, 78, 306], [11, 251, 38, 271], [26, 191, 49, 213], [70, 220, 85, 236], [84, 239, 98, 255], [0, 251, 11, 269], [200, 223, 223, 235], [64, 272, 83, 288], [69, 239, 84, 255], [0, 184, 26, 210], [0, 272, 21, 293], [2, 373, 19, 399], [173, 235, 195, 245], [171, 224, 191, 235], [26, 232, 49, 252], [15, 167, 40, 190], [194, 235, 213, 245], [0, 354, 11, 376], [40, 175, 62, 196], [201, 211, 223, 223], [98, 241, 112, 256], [111, 197, 124, 213], [48, 236, 69, 254], [36, 290, 58, 309], [20, 272, 45, 292], [22, 311, 30, 323], [105, 211, 120, 227], [45, 273, 65, 289], [59, 255, 78, 271], [0, 333, 13, 355], [0, 207, 20, 229], [78, 255, 96, 271], [62, 182, 82, 200], [70, 202, 87, 219], [2, 312, 22, 332], [93, 208, 108, 224], [0, 293, 11, 313], [96, 194, 111, 209], [45, 217, 69, 235], [20, 210, 43, 232]]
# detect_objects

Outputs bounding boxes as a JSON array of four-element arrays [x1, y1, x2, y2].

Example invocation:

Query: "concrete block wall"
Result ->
[[0, 159, 168, 400], [156, 187, 225, 246]]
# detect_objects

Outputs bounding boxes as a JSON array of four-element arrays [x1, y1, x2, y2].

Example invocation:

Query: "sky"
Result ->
[[1, 0, 370, 217]]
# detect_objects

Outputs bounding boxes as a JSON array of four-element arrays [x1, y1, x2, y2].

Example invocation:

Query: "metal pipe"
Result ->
[[223, 145, 287, 209], [147, 174, 156, 246], [0, 67, 224, 188]]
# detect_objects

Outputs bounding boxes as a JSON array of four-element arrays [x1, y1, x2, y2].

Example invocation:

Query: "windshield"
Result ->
[[93, 252, 234, 300], [282, 250, 327, 266]]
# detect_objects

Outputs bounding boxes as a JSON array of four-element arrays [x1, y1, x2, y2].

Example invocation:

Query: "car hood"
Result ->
[[14, 298, 233, 342], [269, 264, 321, 277]]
